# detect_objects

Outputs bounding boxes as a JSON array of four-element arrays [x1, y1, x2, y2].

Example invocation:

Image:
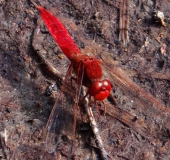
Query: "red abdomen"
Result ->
[[37, 6, 81, 59]]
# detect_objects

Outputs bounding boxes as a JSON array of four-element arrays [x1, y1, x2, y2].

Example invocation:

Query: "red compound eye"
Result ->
[[88, 79, 111, 101]]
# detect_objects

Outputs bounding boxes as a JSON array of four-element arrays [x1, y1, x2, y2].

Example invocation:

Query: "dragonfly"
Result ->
[[32, 3, 170, 158], [35, 5, 112, 156]]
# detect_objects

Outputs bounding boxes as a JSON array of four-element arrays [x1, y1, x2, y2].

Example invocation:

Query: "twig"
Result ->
[[82, 87, 110, 160], [29, 0, 39, 7], [119, 0, 129, 46], [137, 37, 149, 54], [0, 136, 8, 159], [35, 50, 65, 80]]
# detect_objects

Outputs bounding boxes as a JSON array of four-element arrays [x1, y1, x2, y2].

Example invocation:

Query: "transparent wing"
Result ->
[[44, 82, 75, 153], [100, 53, 169, 114], [99, 53, 170, 143], [44, 62, 84, 154]]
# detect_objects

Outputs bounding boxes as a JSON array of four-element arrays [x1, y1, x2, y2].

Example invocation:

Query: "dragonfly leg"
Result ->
[[79, 90, 89, 105], [101, 101, 107, 116], [94, 100, 101, 117], [70, 76, 76, 86]]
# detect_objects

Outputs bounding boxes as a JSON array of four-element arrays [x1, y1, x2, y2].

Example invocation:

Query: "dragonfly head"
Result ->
[[88, 79, 111, 101]]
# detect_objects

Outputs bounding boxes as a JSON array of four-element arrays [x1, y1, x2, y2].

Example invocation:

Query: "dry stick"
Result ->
[[119, 0, 129, 45], [119, 0, 123, 41], [0, 136, 8, 159], [82, 87, 110, 160], [122, 0, 125, 44], [35, 50, 65, 80], [30, 0, 39, 7], [124, 0, 129, 45]]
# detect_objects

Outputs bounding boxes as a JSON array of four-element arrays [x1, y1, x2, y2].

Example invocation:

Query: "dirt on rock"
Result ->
[[0, 0, 170, 160]]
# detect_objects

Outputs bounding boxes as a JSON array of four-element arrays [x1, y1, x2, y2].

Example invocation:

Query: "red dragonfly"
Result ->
[[36, 6, 112, 154], [33, 4, 170, 157]]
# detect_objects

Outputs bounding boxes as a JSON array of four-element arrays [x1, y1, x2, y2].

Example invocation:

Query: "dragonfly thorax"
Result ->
[[71, 54, 112, 101]]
